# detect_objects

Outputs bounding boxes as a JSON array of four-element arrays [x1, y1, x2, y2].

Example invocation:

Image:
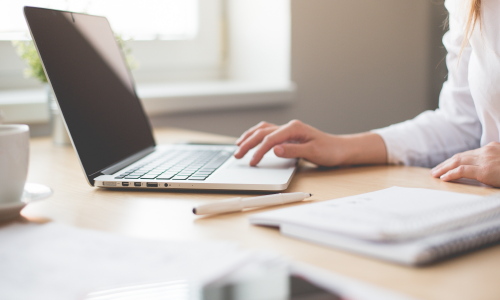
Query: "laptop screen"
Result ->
[[24, 7, 156, 179]]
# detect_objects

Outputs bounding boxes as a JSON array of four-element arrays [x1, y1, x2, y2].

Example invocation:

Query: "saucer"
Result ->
[[22, 182, 53, 203], [0, 183, 53, 221]]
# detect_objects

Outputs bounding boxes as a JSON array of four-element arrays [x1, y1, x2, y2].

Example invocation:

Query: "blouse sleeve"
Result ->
[[371, 0, 482, 168]]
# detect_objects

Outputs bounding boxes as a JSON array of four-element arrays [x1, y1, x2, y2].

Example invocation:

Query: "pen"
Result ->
[[193, 192, 312, 215]]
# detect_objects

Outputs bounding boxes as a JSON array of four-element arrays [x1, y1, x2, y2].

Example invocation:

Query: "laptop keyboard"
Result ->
[[115, 149, 233, 181]]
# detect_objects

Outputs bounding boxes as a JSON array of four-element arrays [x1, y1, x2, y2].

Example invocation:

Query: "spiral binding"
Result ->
[[418, 218, 500, 264]]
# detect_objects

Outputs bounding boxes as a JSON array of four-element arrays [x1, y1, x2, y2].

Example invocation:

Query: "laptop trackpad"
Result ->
[[227, 149, 296, 169], [206, 150, 296, 185]]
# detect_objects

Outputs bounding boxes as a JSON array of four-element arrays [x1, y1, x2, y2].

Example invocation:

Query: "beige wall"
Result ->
[[151, 0, 448, 137]]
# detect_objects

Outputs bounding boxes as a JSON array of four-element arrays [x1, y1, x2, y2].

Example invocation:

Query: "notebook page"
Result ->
[[250, 187, 492, 241]]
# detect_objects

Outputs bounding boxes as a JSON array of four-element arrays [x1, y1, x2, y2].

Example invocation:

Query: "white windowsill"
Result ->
[[0, 81, 296, 124]]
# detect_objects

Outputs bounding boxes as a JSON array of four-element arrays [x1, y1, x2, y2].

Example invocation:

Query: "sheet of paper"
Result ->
[[0, 222, 249, 300]]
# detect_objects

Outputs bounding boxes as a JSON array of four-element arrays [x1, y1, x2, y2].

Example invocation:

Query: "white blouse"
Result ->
[[373, 0, 500, 168]]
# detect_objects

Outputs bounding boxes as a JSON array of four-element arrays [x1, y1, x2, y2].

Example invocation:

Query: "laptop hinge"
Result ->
[[100, 146, 156, 175]]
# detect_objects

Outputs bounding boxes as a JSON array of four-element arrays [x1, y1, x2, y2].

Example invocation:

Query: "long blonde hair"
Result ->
[[462, 0, 481, 51]]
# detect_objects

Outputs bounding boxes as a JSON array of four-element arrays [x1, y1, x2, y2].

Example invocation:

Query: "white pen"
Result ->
[[193, 192, 312, 215]]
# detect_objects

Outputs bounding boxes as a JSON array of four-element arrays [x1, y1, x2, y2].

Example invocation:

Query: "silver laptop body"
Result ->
[[95, 145, 296, 191], [24, 7, 297, 191]]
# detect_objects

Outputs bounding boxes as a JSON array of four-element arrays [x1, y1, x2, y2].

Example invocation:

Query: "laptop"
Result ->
[[23, 6, 297, 191]]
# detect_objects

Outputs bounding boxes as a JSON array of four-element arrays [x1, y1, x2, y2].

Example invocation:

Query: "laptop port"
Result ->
[[122, 182, 129, 187], [134, 182, 142, 187], [147, 182, 158, 188]]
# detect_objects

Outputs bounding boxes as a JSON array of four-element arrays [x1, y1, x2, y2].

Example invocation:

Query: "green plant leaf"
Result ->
[[12, 34, 138, 84]]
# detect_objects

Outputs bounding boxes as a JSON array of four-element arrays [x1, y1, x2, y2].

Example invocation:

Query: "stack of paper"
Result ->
[[250, 187, 500, 265]]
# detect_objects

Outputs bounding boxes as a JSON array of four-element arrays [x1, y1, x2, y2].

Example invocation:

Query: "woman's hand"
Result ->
[[234, 120, 387, 167], [431, 142, 500, 187], [234, 120, 342, 166]]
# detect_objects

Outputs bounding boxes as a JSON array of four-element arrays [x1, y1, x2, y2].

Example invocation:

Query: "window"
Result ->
[[0, 0, 222, 89], [0, 0, 294, 124], [1, 0, 198, 41]]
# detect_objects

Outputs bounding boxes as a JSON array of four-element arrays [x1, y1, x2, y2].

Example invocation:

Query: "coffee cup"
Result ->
[[0, 125, 30, 205]]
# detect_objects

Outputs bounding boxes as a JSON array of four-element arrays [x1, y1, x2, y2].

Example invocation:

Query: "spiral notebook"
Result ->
[[249, 187, 500, 265]]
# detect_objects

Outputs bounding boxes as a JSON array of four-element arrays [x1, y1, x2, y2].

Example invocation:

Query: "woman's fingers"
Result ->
[[440, 165, 480, 182], [435, 142, 500, 187], [236, 121, 276, 146], [431, 149, 478, 174], [234, 127, 277, 159], [431, 154, 478, 178], [250, 120, 308, 166]]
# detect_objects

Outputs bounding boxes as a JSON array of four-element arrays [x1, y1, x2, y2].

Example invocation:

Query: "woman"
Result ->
[[234, 0, 500, 187]]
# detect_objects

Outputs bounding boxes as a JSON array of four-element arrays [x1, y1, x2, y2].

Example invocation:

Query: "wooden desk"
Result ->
[[22, 128, 500, 300]]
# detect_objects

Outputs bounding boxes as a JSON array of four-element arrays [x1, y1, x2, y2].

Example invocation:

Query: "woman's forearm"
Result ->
[[336, 132, 388, 166]]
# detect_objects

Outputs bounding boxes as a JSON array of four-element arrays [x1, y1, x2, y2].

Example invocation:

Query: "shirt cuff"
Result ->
[[371, 127, 408, 166]]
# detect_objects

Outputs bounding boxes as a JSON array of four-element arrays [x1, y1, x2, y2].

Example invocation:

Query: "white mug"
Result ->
[[0, 125, 30, 204]]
